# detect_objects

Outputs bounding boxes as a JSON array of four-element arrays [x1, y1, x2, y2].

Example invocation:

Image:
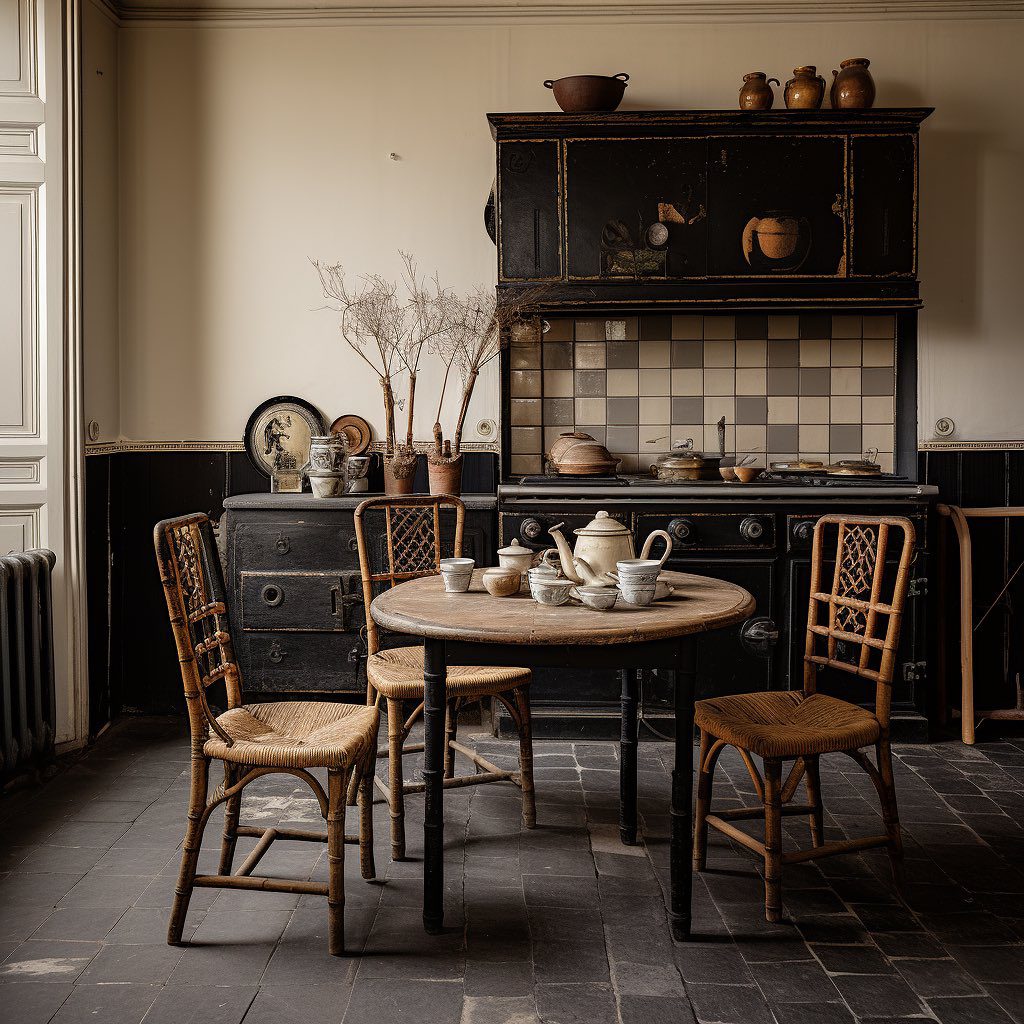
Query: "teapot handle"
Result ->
[[640, 529, 673, 568]]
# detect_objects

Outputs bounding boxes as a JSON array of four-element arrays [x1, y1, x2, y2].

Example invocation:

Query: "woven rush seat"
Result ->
[[695, 691, 880, 759], [205, 701, 379, 770], [367, 645, 531, 701]]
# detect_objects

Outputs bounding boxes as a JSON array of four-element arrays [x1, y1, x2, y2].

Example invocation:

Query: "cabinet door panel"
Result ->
[[565, 139, 707, 279], [851, 135, 916, 276], [708, 136, 846, 276], [498, 140, 562, 281]]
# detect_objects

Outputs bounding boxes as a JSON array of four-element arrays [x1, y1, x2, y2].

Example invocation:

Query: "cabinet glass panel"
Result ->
[[565, 138, 708, 280], [851, 135, 916, 277], [708, 136, 846, 277]]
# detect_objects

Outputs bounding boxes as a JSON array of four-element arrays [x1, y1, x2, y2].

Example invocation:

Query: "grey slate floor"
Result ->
[[2, 717, 1024, 1024]]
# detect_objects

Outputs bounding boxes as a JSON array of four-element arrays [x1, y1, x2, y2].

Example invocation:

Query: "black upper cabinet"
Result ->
[[489, 109, 931, 309], [565, 139, 707, 280], [851, 135, 916, 277], [707, 136, 846, 277], [497, 140, 562, 281]]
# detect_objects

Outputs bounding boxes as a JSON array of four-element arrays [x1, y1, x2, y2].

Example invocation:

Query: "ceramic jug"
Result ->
[[739, 72, 780, 110], [831, 57, 875, 109], [785, 66, 826, 109]]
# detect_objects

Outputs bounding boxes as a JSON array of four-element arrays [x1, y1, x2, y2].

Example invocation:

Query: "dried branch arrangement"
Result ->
[[312, 254, 450, 482], [431, 287, 546, 462]]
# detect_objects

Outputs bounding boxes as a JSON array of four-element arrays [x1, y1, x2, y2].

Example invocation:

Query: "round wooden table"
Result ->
[[371, 569, 755, 940]]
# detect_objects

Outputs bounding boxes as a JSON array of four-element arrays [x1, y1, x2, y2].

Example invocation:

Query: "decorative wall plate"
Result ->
[[330, 414, 372, 456], [245, 396, 326, 479]]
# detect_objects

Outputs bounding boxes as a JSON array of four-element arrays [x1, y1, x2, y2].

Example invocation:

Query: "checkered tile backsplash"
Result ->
[[508, 313, 897, 476]]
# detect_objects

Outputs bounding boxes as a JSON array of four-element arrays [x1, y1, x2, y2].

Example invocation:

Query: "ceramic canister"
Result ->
[[307, 434, 349, 473], [439, 557, 474, 593]]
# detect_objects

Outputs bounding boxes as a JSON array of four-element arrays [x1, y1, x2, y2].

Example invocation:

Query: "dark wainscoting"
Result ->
[[85, 450, 498, 732], [919, 449, 1024, 725]]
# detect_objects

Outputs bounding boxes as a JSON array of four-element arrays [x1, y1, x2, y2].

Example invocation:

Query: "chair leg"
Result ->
[[386, 697, 407, 861], [358, 744, 377, 881], [217, 763, 242, 875], [444, 698, 458, 779], [875, 738, 904, 884], [803, 755, 825, 849], [763, 758, 783, 924], [168, 754, 210, 945], [513, 686, 536, 829], [692, 730, 714, 872], [327, 767, 347, 956]]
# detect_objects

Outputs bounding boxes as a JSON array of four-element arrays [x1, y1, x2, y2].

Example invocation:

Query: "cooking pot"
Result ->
[[544, 73, 629, 113], [546, 432, 620, 476], [827, 450, 882, 477], [650, 440, 722, 481]]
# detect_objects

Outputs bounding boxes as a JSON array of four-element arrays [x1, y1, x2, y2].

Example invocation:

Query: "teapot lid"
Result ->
[[573, 510, 631, 537], [497, 538, 531, 556]]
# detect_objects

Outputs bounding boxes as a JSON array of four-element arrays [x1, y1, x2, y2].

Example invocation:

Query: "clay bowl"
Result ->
[[544, 74, 629, 113], [719, 465, 737, 482], [734, 466, 761, 483]]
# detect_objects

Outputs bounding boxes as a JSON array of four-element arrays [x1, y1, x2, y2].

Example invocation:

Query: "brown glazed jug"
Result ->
[[738, 72, 780, 110], [784, 66, 826, 109], [831, 57, 876, 109]]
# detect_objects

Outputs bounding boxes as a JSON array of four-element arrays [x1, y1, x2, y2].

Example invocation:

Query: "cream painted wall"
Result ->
[[111, 16, 1024, 447], [83, 0, 120, 443]]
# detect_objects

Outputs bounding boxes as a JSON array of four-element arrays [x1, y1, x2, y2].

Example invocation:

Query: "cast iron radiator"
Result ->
[[0, 550, 57, 779]]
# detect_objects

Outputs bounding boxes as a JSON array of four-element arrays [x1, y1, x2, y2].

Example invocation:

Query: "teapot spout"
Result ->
[[547, 522, 585, 584], [572, 557, 613, 587]]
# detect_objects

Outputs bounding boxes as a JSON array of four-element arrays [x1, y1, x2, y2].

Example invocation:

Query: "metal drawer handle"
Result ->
[[275, 533, 290, 555], [268, 641, 286, 664], [261, 584, 284, 607]]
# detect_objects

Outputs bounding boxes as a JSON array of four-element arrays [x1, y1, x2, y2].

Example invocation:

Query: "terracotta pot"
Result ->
[[831, 57, 875, 109], [747, 215, 800, 259], [544, 73, 629, 113], [784, 66, 826, 109], [739, 72, 780, 111], [427, 453, 464, 496], [383, 449, 417, 495]]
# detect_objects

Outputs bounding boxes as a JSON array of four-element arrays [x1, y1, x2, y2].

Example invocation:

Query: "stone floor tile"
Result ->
[[684, 983, 773, 1024], [49, 982, 160, 1024], [78, 942, 186, 984], [810, 942, 894, 975], [749, 960, 842, 1002], [770, 1003, 856, 1024], [534, 982, 617, 1024], [344, 978, 464, 1024], [463, 960, 533, 997], [0, 981, 73, 1024], [30, 905, 127, 941], [830, 972, 925, 1017], [926, 995, 1017, 1024], [0, 938, 101, 983], [892, 957, 983, 998], [135, 982, 257, 1023], [243, 983, 353, 1024], [0, 871, 85, 908], [460, 994, 539, 1024], [0, 903, 62, 943], [617, 993, 697, 1024]]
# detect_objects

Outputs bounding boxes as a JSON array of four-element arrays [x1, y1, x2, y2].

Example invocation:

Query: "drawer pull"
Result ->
[[268, 641, 286, 664], [348, 537, 358, 552], [275, 533, 291, 555], [261, 584, 284, 607]]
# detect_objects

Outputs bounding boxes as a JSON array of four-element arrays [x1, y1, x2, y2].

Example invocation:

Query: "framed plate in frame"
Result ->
[[244, 396, 327, 483]]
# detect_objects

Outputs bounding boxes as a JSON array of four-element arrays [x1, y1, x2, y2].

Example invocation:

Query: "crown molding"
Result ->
[[113, 0, 1024, 25], [919, 439, 1024, 451]]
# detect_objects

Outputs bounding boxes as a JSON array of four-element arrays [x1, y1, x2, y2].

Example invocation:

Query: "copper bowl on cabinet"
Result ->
[[544, 73, 629, 113]]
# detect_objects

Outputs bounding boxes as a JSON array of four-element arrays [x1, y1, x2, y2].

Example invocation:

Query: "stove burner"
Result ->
[[758, 472, 910, 486], [518, 474, 630, 487]]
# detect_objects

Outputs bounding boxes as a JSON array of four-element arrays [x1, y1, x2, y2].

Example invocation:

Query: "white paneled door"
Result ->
[[1, 0, 87, 745]]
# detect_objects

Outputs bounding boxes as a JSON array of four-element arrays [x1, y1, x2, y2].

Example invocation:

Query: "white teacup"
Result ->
[[573, 585, 618, 611], [530, 576, 575, 606], [439, 557, 474, 593], [617, 579, 657, 607]]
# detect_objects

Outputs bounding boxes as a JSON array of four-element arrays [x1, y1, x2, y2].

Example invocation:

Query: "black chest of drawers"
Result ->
[[222, 493, 497, 696]]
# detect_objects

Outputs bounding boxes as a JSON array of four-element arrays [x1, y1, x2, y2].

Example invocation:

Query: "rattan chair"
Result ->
[[154, 513, 378, 956], [354, 494, 535, 861], [693, 514, 915, 922]]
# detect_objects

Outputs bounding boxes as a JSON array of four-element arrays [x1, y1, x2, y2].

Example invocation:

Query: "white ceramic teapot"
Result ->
[[548, 511, 672, 586]]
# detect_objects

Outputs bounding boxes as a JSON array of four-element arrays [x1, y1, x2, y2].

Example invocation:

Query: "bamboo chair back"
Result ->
[[354, 494, 465, 658], [803, 514, 916, 727], [154, 513, 243, 747]]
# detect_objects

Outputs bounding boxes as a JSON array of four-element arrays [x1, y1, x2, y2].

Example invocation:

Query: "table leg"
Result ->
[[422, 637, 447, 935], [670, 638, 697, 941], [619, 668, 639, 846]]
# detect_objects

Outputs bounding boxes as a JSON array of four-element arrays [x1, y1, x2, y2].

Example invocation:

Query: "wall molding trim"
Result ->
[[919, 440, 1024, 451], [85, 438, 501, 454], [112, 0, 1024, 25]]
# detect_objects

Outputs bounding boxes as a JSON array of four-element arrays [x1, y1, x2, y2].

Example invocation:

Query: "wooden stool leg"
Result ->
[[168, 755, 210, 945], [386, 698, 407, 861], [692, 730, 714, 872], [444, 699, 458, 779], [876, 738, 904, 884], [359, 743, 377, 881], [327, 767, 347, 956], [763, 758, 783, 924], [514, 686, 536, 829], [217, 763, 242, 875], [804, 755, 825, 849]]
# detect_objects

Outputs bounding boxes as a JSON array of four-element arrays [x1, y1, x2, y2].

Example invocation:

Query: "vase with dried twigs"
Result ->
[[313, 254, 450, 495], [430, 287, 545, 496]]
